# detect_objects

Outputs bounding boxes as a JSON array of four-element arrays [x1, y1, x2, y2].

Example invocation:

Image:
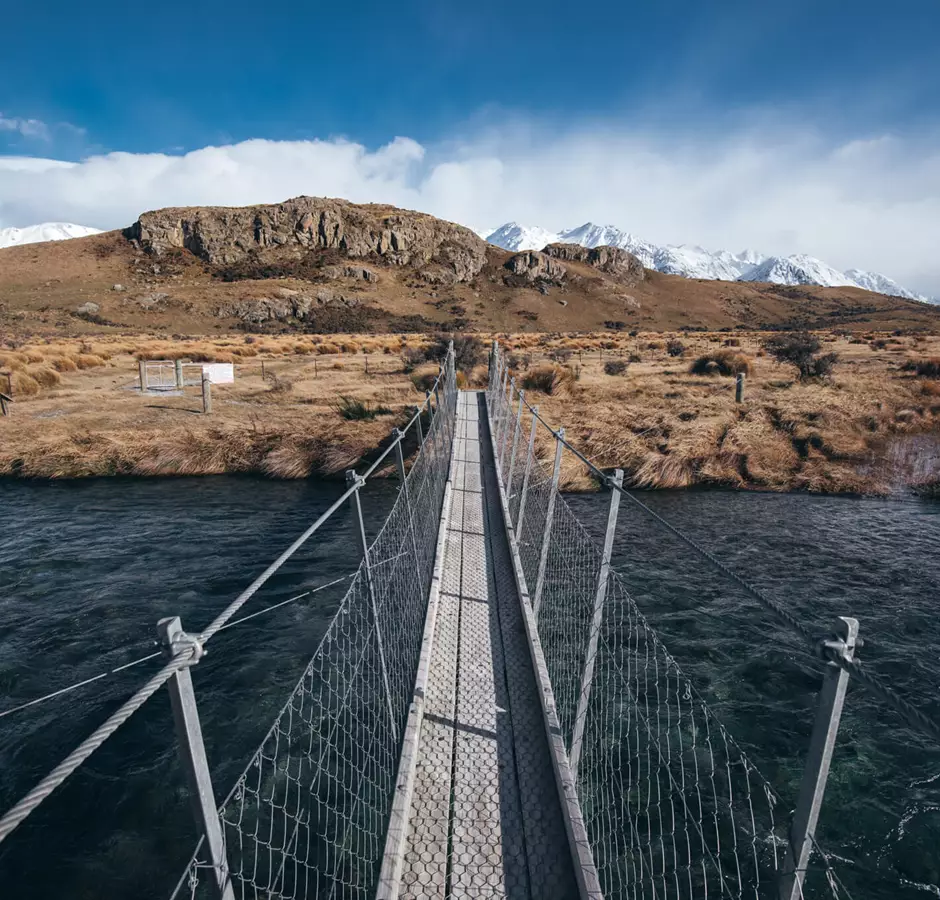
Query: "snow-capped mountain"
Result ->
[[0, 223, 102, 249], [741, 254, 855, 289], [481, 221, 935, 304]]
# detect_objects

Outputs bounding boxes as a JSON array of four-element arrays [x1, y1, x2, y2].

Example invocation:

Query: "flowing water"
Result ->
[[0, 478, 938, 898]]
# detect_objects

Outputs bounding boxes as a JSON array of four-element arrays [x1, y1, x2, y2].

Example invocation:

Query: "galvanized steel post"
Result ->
[[569, 469, 624, 778], [202, 372, 212, 414], [393, 428, 424, 586], [506, 389, 525, 495], [346, 469, 398, 741], [157, 616, 235, 900], [498, 378, 515, 477], [533, 427, 564, 618], [778, 616, 859, 900], [515, 404, 539, 542], [175, 358, 184, 389], [138, 359, 148, 393], [736, 372, 746, 403]]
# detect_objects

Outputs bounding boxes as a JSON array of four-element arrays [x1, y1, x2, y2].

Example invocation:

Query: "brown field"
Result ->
[[1, 330, 938, 495]]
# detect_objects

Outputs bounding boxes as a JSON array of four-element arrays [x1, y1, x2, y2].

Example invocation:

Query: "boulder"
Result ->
[[75, 302, 100, 315]]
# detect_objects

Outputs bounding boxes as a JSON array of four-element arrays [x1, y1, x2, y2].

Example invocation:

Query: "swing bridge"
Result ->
[[0, 341, 937, 900]]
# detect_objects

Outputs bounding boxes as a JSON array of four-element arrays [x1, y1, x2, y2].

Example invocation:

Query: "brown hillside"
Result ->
[[1, 196, 938, 337]]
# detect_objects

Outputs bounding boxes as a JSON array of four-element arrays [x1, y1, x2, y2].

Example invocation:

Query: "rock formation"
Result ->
[[126, 197, 487, 284], [504, 250, 567, 284], [542, 243, 645, 284]]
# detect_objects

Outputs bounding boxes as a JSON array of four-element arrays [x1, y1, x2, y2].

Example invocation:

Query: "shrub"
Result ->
[[267, 374, 293, 394], [902, 358, 940, 378], [604, 360, 628, 376], [410, 364, 441, 393], [666, 339, 686, 357], [332, 397, 393, 420], [549, 348, 573, 363], [521, 364, 574, 395], [761, 332, 837, 380], [689, 350, 752, 377]]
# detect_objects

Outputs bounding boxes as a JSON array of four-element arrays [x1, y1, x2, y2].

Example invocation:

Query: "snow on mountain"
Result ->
[[482, 220, 932, 303], [740, 254, 856, 289], [0, 223, 102, 249], [844, 269, 925, 302], [482, 222, 560, 252]]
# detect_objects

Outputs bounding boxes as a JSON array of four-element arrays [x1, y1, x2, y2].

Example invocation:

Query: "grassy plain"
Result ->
[[1, 330, 938, 494]]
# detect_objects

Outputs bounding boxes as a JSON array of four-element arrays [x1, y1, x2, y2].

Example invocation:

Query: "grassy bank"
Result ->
[[1, 331, 938, 494]]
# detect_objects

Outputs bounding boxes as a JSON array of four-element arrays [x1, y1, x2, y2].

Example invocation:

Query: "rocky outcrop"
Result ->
[[126, 197, 486, 283], [504, 250, 567, 284], [320, 264, 379, 283], [216, 287, 359, 324], [543, 243, 645, 284]]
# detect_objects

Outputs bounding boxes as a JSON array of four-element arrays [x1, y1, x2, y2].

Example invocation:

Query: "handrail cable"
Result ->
[[0, 357, 453, 845], [499, 362, 940, 745]]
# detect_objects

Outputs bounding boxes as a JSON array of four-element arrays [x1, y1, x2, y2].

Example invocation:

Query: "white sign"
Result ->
[[202, 363, 235, 384]]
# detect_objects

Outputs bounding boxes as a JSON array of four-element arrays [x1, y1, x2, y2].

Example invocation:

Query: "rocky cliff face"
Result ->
[[543, 243, 645, 284], [126, 196, 488, 284]]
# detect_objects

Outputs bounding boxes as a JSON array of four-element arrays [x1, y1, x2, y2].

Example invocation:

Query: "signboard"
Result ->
[[201, 363, 235, 384]]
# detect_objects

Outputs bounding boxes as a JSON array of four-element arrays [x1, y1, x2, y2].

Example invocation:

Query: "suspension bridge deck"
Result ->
[[396, 391, 579, 899]]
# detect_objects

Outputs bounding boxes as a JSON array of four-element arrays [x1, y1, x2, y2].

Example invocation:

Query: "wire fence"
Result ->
[[487, 346, 848, 900]]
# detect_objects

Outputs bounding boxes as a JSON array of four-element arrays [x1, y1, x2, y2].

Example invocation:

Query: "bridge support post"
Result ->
[[138, 360, 148, 393], [778, 616, 859, 900], [175, 358, 184, 389], [416, 403, 424, 446], [393, 429, 424, 586], [202, 372, 212, 414], [499, 378, 516, 478], [157, 616, 235, 900], [515, 404, 539, 542], [736, 372, 746, 403], [533, 427, 564, 618], [346, 470, 398, 742], [506, 389, 525, 495], [569, 469, 624, 778]]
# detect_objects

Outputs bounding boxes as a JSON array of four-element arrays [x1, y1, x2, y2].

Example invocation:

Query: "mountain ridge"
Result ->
[[482, 221, 936, 305]]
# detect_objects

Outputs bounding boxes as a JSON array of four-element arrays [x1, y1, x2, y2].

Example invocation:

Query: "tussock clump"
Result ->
[[26, 366, 61, 389], [902, 358, 940, 378], [604, 360, 628, 376], [331, 397, 393, 421], [521, 364, 574, 395], [9, 371, 40, 396], [74, 354, 106, 369], [666, 339, 687, 357], [410, 364, 441, 393], [689, 350, 752, 377], [51, 356, 78, 372]]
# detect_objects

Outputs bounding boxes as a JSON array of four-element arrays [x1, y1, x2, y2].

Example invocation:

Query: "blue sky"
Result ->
[[2, 0, 940, 293], [4, 0, 939, 156]]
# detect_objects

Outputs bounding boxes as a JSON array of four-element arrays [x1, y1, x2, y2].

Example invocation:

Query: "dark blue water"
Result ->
[[1, 479, 938, 898], [0, 477, 399, 900]]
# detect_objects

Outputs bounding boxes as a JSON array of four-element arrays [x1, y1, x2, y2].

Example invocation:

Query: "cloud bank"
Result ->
[[1, 125, 938, 294]]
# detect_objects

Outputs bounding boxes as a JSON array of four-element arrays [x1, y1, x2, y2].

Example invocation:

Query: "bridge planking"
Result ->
[[398, 392, 578, 900]]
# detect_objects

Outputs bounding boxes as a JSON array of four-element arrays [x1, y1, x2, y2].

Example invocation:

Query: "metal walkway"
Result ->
[[397, 391, 578, 899]]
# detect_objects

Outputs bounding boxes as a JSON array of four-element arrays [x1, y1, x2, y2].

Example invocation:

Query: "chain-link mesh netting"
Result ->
[[173, 362, 457, 900], [486, 358, 846, 900]]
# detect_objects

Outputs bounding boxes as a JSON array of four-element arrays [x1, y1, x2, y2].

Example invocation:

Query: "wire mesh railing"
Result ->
[[486, 343, 852, 900], [0, 348, 458, 900]]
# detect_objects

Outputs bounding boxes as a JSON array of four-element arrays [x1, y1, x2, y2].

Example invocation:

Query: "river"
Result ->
[[1, 478, 938, 898]]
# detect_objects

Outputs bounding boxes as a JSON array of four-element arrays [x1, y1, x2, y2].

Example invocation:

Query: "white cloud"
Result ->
[[0, 114, 51, 141], [1, 124, 938, 295]]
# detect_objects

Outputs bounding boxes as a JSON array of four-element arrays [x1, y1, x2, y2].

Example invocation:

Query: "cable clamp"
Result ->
[[817, 633, 862, 665], [167, 631, 206, 667]]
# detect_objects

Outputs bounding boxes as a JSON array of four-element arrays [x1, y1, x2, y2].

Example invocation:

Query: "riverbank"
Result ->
[[1, 331, 938, 493]]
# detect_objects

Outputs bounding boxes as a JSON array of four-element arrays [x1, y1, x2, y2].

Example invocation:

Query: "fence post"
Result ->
[[138, 360, 148, 393], [533, 427, 564, 618], [736, 372, 746, 403], [515, 404, 539, 541], [175, 359, 184, 388], [346, 470, 398, 741], [202, 372, 212, 414], [157, 617, 235, 900], [778, 616, 859, 900], [498, 378, 515, 477], [506, 389, 525, 495], [569, 469, 624, 778]]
